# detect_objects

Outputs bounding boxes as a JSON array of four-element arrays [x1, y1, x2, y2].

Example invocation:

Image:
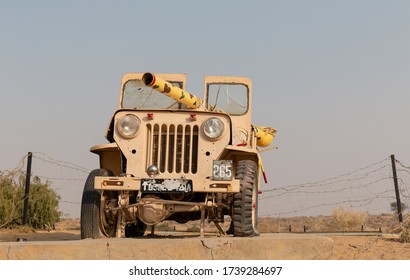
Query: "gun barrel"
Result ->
[[142, 72, 202, 109]]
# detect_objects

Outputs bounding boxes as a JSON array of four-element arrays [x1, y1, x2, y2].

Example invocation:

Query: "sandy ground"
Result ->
[[1, 228, 409, 260], [329, 235, 410, 260]]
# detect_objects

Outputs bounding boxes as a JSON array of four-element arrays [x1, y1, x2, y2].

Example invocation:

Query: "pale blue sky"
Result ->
[[1, 1, 409, 217]]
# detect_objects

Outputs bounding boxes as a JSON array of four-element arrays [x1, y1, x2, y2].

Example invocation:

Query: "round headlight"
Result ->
[[203, 117, 224, 140], [116, 114, 140, 139]]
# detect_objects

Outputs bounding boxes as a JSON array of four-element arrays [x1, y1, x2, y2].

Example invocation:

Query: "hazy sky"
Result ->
[[1, 1, 409, 217]]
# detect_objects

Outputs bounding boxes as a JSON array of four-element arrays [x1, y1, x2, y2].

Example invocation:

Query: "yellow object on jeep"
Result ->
[[142, 72, 202, 109], [254, 126, 277, 147]]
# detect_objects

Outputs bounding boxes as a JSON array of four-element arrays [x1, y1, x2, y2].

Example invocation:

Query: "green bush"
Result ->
[[0, 173, 60, 228], [0, 175, 23, 227]]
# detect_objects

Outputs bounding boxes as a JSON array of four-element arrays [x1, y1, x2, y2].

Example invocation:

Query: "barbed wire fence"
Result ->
[[259, 156, 410, 221], [0, 152, 91, 221], [29, 152, 91, 217], [396, 159, 410, 206], [1, 152, 409, 223]]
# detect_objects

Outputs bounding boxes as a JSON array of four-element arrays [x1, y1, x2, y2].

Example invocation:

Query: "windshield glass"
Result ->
[[207, 83, 248, 115], [122, 80, 187, 109]]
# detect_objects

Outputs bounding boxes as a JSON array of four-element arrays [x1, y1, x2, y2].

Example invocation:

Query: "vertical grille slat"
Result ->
[[147, 123, 198, 174], [176, 125, 183, 173], [159, 124, 167, 172], [168, 125, 175, 173], [180, 125, 186, 173], [191, 126, 199, 173], [183, 126, 190, 173], [153, 124, 160, 167]]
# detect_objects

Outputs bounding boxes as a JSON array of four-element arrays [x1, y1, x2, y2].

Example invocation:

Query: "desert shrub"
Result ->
[[400, 229, 410, 243], [0, 174, 24, 227], [25, 178, 60, 228], [330, 208, 367, 231], [390, 201, 408, 212], [398, 216, 410, 243], [0, 173, 60, 228]]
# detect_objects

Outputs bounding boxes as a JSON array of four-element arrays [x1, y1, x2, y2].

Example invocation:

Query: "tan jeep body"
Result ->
[[80, 73, 275, 238]]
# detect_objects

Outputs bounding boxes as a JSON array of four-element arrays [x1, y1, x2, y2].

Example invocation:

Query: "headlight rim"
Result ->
[[202, 117, 225, 141], [116, 114, 141, 139]]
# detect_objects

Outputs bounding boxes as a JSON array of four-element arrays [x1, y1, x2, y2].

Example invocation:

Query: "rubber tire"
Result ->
[[232, 160, 259, 237], [80, 169, 112, 239]]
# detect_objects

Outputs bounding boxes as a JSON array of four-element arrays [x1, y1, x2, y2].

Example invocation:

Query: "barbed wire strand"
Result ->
[[32, 152, 91, 174], [263, 157, 390, 193], [0, 154, 28, 178], [260, 176, 392, 200], [261, 190, 395, 217]]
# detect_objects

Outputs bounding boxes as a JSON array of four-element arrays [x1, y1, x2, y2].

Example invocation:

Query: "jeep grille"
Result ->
[[146, 124, 199, 174]]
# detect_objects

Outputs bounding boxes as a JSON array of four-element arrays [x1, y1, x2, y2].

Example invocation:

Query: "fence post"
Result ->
[[390, 154, 403, 223], [22, 152, 32, 225]]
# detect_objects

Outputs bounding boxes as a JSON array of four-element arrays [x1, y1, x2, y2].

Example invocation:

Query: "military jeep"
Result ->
[[80, 72, 276, 238]]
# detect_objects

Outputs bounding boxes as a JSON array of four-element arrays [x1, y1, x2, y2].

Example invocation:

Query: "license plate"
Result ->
[[213, 160, 233, 181], [141, 179, 193, 193]]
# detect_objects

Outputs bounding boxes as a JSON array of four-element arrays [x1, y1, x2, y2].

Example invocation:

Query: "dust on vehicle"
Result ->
[[80, 72, 276, 238]]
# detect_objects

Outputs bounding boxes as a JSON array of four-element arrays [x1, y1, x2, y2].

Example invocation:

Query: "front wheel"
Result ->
[[80, 169, 117, 239], [232, 160, 259, 237]]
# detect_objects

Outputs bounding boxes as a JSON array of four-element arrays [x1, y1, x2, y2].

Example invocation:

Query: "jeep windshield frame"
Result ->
[[122, 79, 189, 110], [206, 83, 249, 116]]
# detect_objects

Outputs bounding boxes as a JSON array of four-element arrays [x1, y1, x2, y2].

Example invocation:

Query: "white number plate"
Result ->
[[213, 160, 233, 181], [141, 179, 193, 193]]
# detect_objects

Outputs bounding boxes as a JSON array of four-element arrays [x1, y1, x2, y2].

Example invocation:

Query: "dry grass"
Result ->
[[54, 218, 80, 231], [400, 229, 410, 243], [330, 208, 368, 231], [14, 225, 35, 234], [259, 212, 403, 233], [398, 216, 410, 243]]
